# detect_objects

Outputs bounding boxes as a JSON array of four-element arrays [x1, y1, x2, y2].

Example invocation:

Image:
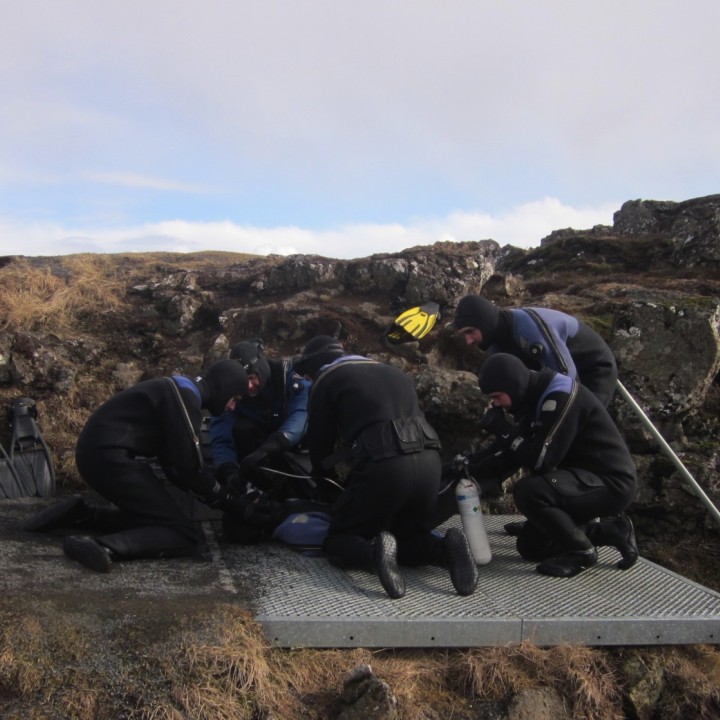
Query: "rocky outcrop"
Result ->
[[613, 194, 720, 267], [610, 289, 720, 414], [334, 664, 397, 720], [1, 194, 720, 535]]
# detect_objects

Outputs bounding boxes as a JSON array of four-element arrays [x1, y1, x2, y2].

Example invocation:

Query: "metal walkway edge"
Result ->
[[238, 515, 720, 648]]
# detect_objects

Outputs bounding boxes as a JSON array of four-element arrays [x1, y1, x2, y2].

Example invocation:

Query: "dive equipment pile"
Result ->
[[0, 397, 55, 499]]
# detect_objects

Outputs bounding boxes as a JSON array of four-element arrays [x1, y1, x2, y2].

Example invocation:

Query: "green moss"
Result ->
[[583, 313, 616, 338]]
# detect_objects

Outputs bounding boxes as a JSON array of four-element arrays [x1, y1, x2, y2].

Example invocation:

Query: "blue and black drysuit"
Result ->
[[209, 358, 309, 468], [473, 355, 636, 565], [452, 296, 618, 407]]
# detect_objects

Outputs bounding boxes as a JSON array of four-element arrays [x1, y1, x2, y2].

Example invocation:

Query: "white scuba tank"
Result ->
[[455, 477, 492, 565]]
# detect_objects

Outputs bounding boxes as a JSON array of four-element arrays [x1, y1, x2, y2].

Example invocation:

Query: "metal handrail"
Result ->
[[617, 379, 720, 526]]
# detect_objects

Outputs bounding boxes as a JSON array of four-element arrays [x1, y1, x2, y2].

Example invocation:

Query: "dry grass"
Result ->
[[3, 603, 720, 719], [133, 608, 453, 719], [460, 643, 623, 719], [0, 611, 95, 717], [0, 255, 127, 333], [116, 250, 257, 269], [0, 251, 257, 335], [149, 621, 627, 720], [157, 611, 276, 720], [655, 646, 720, 719]]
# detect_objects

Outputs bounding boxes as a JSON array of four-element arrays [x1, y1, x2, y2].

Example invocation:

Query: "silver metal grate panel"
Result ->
[[231, 515, 720, 648]]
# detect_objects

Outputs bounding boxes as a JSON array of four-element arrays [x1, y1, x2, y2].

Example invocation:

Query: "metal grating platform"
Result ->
[[232, 515, 720, 648]]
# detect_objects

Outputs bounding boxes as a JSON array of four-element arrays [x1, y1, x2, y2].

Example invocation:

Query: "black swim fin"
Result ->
[[8, 397, 56, 498], [0, 439, 24, 499], [384, 302, 441, 344]]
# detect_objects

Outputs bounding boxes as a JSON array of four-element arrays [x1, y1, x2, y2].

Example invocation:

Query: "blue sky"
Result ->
[[2, 1, 718, 259]]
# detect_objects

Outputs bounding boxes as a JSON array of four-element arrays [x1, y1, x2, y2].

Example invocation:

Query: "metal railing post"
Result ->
[[616, 379, 720, 526]]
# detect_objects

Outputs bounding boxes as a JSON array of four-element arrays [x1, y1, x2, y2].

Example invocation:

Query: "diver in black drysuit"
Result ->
[[470, 353, 638, 577], [452, 295, 618, 408], [25, 359, 252, 572], [295, 335, 478, 598]]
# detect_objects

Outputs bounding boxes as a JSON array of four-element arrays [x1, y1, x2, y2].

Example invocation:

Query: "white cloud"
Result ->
[[1, 3, 716, 255], [0, 198, 616, 260], [86, 172, 217, 194]]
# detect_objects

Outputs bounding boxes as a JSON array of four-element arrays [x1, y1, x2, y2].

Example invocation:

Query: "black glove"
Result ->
[[215, 462, 248, 495], [241, 432, 291, 469], [466, 440, 513, 479], [198, 467, 254, 510], [477, 407, 518, 439]]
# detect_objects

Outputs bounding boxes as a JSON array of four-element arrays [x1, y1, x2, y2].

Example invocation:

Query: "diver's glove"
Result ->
[[477, 407, 517, 439], [241, 432, 291, 469], [215, 461, 251, 495], [196, 468, 253, 511]]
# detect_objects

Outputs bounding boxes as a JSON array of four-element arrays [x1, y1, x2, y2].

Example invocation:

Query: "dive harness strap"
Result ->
[[523, 308, 569, 375], [534, 379, 579, 470], [165, 377, 204, 469]]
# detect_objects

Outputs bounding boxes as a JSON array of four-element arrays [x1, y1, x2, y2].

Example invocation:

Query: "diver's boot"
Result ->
[[587, 514, 639, 570], [23, 495, 91, 532], [515, 526, 562, 562], [63, 535, 113, 573], [536, 546, 598, 578], [372, 531, 405, 599], [443, 527, 479, 596]]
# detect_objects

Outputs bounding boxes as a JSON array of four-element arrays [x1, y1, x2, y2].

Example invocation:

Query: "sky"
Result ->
[[2, 1, 718, 260]]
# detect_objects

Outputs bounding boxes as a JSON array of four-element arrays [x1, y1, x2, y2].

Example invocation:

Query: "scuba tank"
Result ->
[[455, 476, 492, 565]]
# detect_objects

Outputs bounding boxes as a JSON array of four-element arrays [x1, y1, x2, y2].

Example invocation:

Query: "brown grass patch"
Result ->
[[3, 602, 720, 719], [0, 255, 127, 333], [0, 251, 258, 335], [655, 646, 720, 719], [0, 611, 93, 716], [143, 609, 471, 719], [462, 643, 623, 719]]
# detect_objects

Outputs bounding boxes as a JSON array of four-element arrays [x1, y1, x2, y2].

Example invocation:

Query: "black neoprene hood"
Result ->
[[452, 295, 501, 350], [478, 353, 531, 409], [295, 335, 345, 378]]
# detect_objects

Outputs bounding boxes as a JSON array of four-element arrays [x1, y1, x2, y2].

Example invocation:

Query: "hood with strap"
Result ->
[[230, 339, 271, 392], [295, 335, 346, 379]]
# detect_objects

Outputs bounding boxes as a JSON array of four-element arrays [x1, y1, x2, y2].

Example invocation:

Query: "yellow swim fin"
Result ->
[[384, 302, 441, 344]]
